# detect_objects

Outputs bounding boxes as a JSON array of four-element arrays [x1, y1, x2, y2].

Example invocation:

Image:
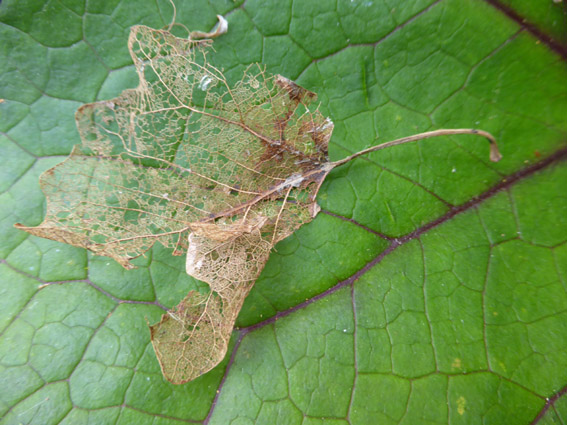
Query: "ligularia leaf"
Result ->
[[15, 20, 501, 384]]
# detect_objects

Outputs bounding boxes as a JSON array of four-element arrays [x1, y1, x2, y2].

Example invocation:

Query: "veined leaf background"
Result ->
[[1, 0, 566, 424]]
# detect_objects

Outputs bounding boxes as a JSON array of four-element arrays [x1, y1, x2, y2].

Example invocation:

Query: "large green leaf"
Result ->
[[1, 0, 566, 423]]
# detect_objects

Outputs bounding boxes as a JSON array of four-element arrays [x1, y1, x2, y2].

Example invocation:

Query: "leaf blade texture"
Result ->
[[1, 0, 567, 422]]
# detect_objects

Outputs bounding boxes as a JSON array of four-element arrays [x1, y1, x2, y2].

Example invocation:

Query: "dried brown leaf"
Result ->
[[15, 24, 334, 383], [15, 22, 501, 384]]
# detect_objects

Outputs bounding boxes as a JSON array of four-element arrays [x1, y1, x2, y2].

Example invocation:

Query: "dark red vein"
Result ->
[[215, 145, 567, 421], [320, 209, 394, 240], [240, 145, 567, 333], [484, 0, 567, 59], [203, 332, 245, 425], [531, 383, 567, 424]]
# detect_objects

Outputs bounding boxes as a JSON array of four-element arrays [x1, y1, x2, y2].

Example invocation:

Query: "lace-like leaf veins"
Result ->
[[15, 22, 503, 384], [15, 25, 334, 383]]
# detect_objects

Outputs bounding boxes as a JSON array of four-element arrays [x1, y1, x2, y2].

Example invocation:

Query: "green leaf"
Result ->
[[1, 0, 566, 423]]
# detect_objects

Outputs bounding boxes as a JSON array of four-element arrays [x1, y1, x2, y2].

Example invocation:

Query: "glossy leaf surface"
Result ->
[[1, 0, 566, 423]]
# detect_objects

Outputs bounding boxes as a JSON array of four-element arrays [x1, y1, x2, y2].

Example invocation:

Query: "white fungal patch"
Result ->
[[320, 117, 333, 131], [283, 173, 304, 188], [308, 117, 333, 133], [199, 75, 213, 91], [186, 233, 203, 275]]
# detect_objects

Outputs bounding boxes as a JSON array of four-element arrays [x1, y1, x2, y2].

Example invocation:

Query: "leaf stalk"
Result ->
[[330, 128, 502, 169]]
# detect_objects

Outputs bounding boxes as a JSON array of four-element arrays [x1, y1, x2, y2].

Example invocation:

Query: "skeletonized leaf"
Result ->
[[15, 24, 334, 383], [14, 22, 502, 384]]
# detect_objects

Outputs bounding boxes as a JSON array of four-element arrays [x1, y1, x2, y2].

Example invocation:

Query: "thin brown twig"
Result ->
[[330, 128, 502, 169]]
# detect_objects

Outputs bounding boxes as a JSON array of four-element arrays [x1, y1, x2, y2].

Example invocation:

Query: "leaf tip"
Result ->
[[189, 14, 228, 40], [13, 223, 32, 233], [489, 143, 503, 162]]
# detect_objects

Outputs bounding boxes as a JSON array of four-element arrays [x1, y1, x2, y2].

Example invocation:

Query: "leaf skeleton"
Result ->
[[14, 18, 502, 384]]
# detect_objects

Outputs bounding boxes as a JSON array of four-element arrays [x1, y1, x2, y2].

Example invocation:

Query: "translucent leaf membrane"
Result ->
[[15, 25, 334, 383]]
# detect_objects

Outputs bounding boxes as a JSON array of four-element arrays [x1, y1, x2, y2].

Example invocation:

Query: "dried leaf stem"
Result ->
[[330, 128, 502, 169]]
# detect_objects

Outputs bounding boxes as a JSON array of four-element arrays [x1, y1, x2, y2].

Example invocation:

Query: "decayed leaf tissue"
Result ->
[[15, 20, 501, 384]]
